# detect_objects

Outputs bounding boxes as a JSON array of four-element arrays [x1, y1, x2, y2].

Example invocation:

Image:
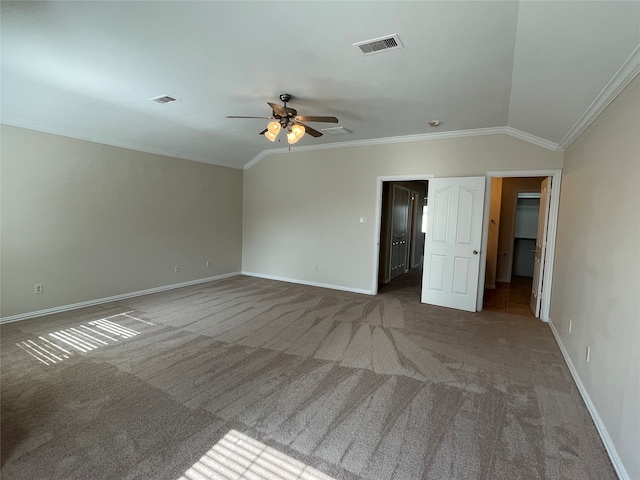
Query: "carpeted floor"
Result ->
[[1, 273, 615, 479]]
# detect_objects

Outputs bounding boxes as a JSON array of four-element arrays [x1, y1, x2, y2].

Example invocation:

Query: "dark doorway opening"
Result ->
[[377, 180, 428, 294]]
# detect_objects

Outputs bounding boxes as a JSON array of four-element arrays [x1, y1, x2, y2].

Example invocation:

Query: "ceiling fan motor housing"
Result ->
[[273, 94, 296, 128]]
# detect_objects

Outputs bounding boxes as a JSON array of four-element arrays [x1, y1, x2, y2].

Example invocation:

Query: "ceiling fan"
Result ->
[[226, 93, 338, 145]]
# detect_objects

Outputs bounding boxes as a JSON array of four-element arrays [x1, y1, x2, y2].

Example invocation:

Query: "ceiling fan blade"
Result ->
[[258, 128, 268, 135], [299, 123, 323, 138], [268, 102, 287, 117], [226, 116, 273, 119], [295, 115, 339, 123]]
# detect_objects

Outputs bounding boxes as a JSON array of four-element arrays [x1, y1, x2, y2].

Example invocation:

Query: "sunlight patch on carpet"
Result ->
[[15, 311, 153, 366], [178, 430, 335, 480]]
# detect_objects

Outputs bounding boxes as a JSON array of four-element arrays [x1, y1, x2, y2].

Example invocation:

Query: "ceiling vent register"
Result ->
[[353, 34, 404, 56], [149, 94, 179, 104], [321, 127, 353, 135]]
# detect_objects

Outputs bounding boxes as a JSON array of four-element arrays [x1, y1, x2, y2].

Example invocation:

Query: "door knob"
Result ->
[[473, 250, 478, 255]]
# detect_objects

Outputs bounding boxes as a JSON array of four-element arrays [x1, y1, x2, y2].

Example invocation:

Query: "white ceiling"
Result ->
[[2, 1, 639, 169]]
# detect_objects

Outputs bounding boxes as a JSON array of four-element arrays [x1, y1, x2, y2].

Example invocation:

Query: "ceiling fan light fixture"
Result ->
[[287, 130, 301, 144], [291, 123, 305, 139], [267, 121, 281, 135], [264, 120, 281, 141]]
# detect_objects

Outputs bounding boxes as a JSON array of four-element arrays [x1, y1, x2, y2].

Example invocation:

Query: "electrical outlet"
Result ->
[[586, 346, 591, 362], [206, 260, 211, 268], [568, 320, 572, 333], [34, 283, 43, 294], [175, 265, 180, 273]]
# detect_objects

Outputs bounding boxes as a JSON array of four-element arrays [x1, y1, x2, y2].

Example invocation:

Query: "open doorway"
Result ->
[[377, 180, 428, 293], [479, 170, 561, 321], [484, 177, 545, 316]]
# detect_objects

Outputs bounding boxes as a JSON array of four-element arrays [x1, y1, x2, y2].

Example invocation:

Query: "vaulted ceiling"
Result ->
[[2, 1, 639, 169]]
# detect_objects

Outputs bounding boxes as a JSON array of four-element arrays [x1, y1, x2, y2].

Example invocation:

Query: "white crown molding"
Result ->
[[3, 118, 564, 173], [0, 118, 242, 170], [559, 43, 640, 150], [242, 271, 372, 296], [243, 126, 562, 170], [548, 319, 631, 480], [0, 272, 241, 324], [503, 126, 563, 152], [243, 149, 273, 170]]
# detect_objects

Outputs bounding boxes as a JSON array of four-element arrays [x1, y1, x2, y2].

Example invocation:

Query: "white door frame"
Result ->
[[477, 169, 562, 321], [531, 177, 552, 316], [372, 174, 435, 295]]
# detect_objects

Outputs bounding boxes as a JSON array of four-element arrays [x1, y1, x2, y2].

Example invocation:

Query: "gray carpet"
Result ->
[[1, 272, 616, 479]]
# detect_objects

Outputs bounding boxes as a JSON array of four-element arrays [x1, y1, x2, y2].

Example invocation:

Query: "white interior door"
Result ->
[[530, 177, 552, 316], [421, 177, 486, 312], [389, 185, 411, 280]]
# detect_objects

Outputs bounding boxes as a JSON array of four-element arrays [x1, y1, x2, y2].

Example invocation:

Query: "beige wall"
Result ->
[[242, 134, 562, 293], [1, 125, 243, 318], [550, 76, 640, 478]]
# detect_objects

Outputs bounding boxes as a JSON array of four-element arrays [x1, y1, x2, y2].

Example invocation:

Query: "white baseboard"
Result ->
[[242, 271, 373, 296], [548, 319, 629, 480], [0, 272, 241, 324]]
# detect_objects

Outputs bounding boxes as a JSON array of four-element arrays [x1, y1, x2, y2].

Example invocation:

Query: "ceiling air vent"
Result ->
[[321, 127, 353, 135], [353, 34, 403, 56], [149, 94, 180, 104]]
